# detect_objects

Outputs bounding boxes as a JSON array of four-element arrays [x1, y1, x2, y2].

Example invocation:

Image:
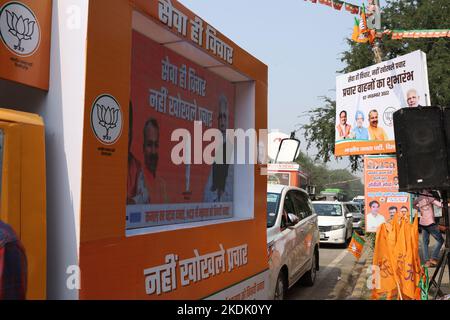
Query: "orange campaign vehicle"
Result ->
[[267, 163, 309, 190], [0, 0, 269, 299], [266, 131, 309, 190]]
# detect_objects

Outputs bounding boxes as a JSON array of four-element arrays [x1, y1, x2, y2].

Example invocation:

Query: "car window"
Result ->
[[283, 192, 296, 215], [345, 204, 360, 212], [267, 192, 280, 228], [282, 192, 296, 228], [312, 203, 343, 216], [292, 190, 312, 220]]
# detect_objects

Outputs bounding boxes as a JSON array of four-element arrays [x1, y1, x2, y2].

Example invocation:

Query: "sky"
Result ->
[[179, 0, 387, 172]]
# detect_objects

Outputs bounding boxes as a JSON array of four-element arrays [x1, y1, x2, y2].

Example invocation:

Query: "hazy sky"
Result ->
[[179, 0, 386, 171]]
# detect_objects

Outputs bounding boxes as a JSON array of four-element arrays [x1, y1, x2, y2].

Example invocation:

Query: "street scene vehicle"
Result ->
[[267, 184, 320, 300], [313, 201, 353, 246], [319, 188, 348, 201], [344, 202, 365, 234], [1, 0, 448, 303]]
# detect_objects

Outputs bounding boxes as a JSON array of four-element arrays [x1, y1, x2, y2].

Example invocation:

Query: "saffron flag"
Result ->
[[351, 5, 376, 44], [372, 214, 427, 300], [351, 17, 360, 42], [372, 223, 399, 300], [348, 232, 365, 259]]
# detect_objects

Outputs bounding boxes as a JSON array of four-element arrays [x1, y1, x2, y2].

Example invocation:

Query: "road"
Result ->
[[286, 242, 365, 300]]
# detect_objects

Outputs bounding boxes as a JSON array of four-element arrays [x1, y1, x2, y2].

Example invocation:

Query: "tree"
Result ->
[[300, 97, 363, 172], [296, 151, 364, 200], [301, 0, 450, 171], [342, 0, 450, 105]]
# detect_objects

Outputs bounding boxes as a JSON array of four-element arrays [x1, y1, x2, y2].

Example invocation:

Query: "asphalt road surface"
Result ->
[[286, 242, 364, 300]]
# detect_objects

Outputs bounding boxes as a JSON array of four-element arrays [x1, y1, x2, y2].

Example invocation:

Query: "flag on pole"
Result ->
[[372, 214, 428, 300], [351, 5, 376, 44], [348, 232, 365, 259], [351, 17, 360, 42]]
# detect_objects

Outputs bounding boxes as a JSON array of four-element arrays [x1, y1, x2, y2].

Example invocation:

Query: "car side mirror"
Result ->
[[275, 135, 301, 163], [287, 213, 300, 226], [346, 213, 353, 218]]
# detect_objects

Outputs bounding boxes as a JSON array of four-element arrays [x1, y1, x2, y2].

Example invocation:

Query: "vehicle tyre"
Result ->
[[301, 249, 317, 287], [274, 270, 287, 300], [341, 228, 349, 248]]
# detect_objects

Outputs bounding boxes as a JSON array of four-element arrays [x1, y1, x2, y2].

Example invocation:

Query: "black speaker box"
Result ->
[[393, 106, 450, 192]]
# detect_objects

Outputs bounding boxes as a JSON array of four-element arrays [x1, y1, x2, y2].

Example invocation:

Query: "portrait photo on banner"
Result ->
[[126, 30, 236, 230], [335, 50, 431, 156]]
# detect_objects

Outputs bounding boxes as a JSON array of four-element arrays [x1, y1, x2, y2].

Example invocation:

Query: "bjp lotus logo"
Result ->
[[5, 9, 35, 52], [0, 2, 40, 56], [91, 95, 123, 145], [97, 104, 120, 141]]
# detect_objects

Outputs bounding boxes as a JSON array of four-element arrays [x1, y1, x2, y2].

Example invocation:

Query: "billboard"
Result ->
[[126, 31, 235, 230], [364, 155, 412, 233], [335, 50, 430, 156]]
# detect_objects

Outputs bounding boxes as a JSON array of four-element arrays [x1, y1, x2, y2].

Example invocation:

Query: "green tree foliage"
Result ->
[[342, 0, 450, 105], [300, 97, 336, 164], [301, 0, 450, 171], [296, 151, 364, 200], [300, 97, 363, 172]]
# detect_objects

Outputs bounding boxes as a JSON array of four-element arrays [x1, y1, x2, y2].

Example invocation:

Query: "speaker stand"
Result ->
[[428, 190, 450, 299]]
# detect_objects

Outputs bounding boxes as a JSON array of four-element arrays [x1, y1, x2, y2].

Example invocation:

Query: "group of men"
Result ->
[[366, 200, 410, 233], [336, 89, 422, 141], [337, 109, 388, 141]]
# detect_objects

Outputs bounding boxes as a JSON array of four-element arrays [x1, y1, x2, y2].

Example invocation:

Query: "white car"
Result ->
[[312, 201, 353, 246], [267, 184, 320, 300]]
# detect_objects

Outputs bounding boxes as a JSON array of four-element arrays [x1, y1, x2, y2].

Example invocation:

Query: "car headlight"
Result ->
[[330, 224, 345, 230]]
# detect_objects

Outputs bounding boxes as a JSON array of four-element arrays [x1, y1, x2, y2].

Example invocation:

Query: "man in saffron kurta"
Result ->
[[368, 109, 388, 141]]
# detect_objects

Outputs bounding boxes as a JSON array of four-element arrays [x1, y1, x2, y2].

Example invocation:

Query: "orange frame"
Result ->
[[79, 0, 268, 299]]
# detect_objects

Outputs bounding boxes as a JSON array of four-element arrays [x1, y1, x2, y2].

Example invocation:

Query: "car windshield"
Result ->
[[267, 192, 281, 228], [345, 204, 361, 213], [313, 203, 343, 216]]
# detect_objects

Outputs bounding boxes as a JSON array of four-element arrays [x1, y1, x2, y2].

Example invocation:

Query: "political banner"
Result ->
[[364, 155, 412, 233], [335, 50, 430, 156], [126, 31, 235, 230]]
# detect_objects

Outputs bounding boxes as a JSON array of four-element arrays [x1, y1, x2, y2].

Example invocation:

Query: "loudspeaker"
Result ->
[[393, 106, 450, 192], [444, 107, 450, 172]]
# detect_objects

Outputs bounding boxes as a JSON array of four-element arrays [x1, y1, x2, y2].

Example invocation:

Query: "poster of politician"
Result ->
[[364, 155, 412, 233], [126, 31, 235, 230], [335, 50, 430, 156]]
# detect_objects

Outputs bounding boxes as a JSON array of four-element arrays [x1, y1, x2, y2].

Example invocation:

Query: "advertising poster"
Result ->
[[0, 0, 52, 90], [126, 30, 235, 230], [364, 155, 412, 233], [335, 50, 430, 156]]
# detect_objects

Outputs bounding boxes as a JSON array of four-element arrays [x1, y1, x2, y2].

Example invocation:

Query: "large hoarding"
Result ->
[[335, 50, 430, 156], [364, 155, 412, 233], [126, 31, 235, 230], [79, 0, 268, 300]]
